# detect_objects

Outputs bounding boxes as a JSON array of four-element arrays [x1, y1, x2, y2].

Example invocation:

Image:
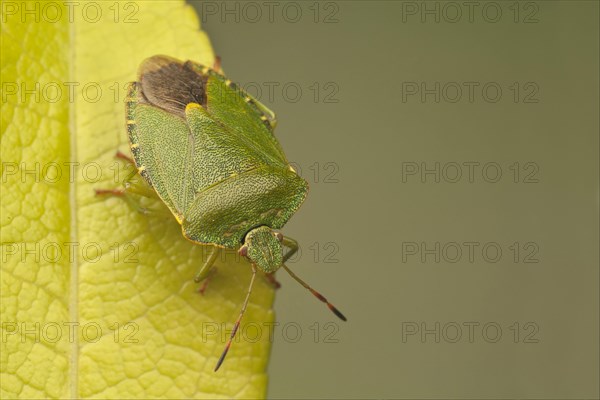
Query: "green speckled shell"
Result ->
[[126, 56, 308, 248]]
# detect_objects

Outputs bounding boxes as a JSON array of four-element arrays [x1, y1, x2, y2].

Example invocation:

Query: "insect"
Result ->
[[96, 55, 346, 371]]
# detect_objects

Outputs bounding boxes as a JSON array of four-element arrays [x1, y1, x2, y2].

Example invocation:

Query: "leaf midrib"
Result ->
[[68, 16, 79, 399]]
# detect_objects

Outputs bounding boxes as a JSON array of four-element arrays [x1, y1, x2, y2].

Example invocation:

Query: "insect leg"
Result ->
[[116, 152, 160, 200], [95, 152, 169, 214], [252, 99, 277, 129], [263, 272, 281, 289], [194, 245, 220, 294], [212, 55, 222, 74], [95, 186, 168, 217], [95, 190, 172, 221], [122, 178, 159, 199], [115, 150, 134, 164], [282, 236, 299, 263]]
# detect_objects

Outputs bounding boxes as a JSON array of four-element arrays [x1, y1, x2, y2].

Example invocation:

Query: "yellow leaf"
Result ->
[[1, 1, 274, 398]]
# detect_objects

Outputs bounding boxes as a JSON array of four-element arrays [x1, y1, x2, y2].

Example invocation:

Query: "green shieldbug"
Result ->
[[97, 55, 346, 371]]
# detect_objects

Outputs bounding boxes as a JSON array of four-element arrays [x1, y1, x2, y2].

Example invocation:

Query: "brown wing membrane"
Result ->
[[138, 55, 207, 118]]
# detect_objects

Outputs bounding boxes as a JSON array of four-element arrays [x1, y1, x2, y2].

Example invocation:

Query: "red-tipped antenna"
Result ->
[[281, 264, 347, 321], [214, 264, 257, 372]]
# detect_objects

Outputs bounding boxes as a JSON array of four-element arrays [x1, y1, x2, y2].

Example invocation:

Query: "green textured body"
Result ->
[[125, 56, 308, 249], [115, 56, 344, 371]]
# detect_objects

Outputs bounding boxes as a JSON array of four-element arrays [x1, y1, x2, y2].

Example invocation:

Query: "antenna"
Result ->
[[214, 264, 257, 372], [281, 264, 347, 321], [213, 263, 346, 371]]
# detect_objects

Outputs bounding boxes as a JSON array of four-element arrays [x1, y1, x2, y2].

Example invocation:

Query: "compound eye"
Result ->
[[238, 245, 248, 257], [274, 232, 283, 242]]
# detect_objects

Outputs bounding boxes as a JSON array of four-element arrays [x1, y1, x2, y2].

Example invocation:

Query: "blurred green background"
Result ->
[[194, 1, 598, 398]]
